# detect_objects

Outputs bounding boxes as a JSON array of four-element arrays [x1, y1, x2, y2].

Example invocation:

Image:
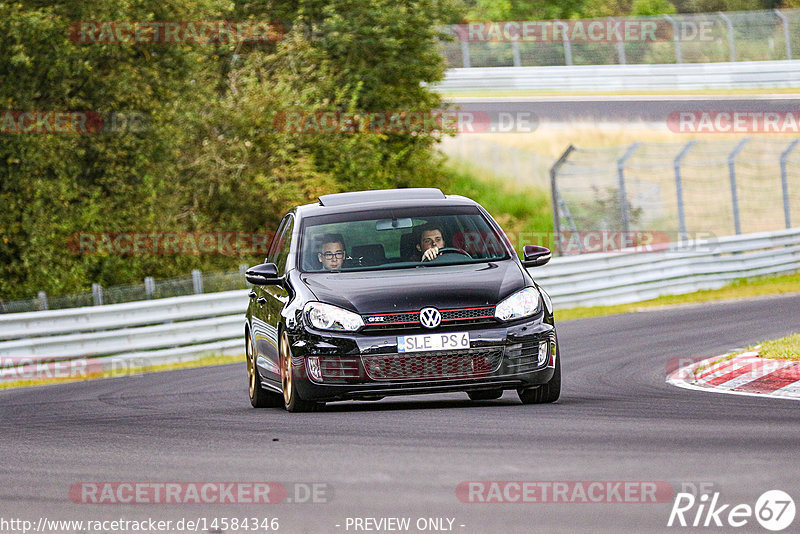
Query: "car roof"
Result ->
[[295, 189, 480, 218], [319, 188, 445, 206]]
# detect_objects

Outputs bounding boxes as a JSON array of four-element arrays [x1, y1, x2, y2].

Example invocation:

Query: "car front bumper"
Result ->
[[287, 316, 557, 402]]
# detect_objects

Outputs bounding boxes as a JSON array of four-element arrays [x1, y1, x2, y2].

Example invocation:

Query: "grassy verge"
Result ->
[[556, 272, 800, 322], [757, 333, 800, 361], [0, 353, 243, 390], [700, 331, 800, 371]]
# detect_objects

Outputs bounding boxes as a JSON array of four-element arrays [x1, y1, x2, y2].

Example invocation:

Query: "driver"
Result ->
[[317, 233, 346, 270], [416, 224, 446, 262]]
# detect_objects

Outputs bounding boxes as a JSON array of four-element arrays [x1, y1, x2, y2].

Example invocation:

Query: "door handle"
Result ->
[[257, 297, 267, 306], [248, 290, 257, 299]]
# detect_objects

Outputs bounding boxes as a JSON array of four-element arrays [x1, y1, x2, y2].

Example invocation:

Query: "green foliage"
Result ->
[[631, 0, 678, 15], [0, 0, 460, 300]]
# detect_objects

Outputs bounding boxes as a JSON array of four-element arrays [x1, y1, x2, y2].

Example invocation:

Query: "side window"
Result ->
[[267, 216, 288, 265], [273, 216, 294, 274]]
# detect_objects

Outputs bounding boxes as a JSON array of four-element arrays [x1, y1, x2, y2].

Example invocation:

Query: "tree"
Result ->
[[1, 0, 458, 300]]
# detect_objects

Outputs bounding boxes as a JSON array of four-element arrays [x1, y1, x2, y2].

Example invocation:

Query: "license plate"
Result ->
[[398, 332, 470, 353]]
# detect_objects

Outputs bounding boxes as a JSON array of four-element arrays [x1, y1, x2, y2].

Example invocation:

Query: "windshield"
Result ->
[[298, 206, 511, 272]]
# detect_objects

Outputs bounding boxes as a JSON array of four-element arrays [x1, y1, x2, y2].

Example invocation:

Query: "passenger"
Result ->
[[317, 233, 346, 270], [416, 224, 446, 262]]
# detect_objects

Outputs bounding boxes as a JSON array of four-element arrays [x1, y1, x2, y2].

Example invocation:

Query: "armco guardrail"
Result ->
[[0, 228, 798, 372], [534, 227, 800, 307], [436, 60, 800, 92], [0, 290, 248, 377]]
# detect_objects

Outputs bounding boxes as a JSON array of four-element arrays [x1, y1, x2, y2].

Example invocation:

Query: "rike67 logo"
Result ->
[[668, 490, 795, 531]]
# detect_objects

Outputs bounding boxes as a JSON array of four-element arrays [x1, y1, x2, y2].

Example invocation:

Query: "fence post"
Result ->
[[610, 18, 626, 64], [557, 21, 573, 65], [718, 12, 736, 62], [728, 138, 749, 235], [192, 269, 203, 294], [617, 142, 641, 234], [144, 276, 155, 299], [664, 15, 682, 63], [92, 283, 103, 306], [460, 38, 471, 68], [674, 140, 696, 241], [37, 291, 48, 311], [775, 10, 792, 60], [550, 145, 576, 255], [511, 40, 521, 67], [780, 139, 799, 229]]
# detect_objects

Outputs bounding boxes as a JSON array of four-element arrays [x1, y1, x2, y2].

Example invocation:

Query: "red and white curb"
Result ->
[[667, 349, 800, 401]]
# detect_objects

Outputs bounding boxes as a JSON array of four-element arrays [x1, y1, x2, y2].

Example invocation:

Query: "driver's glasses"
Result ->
[[322, 250, 345, 260]]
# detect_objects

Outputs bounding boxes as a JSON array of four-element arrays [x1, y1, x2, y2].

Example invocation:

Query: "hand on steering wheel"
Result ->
[[421, 247, 472, 261]]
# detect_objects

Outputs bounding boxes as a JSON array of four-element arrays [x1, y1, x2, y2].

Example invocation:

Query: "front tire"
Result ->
[[247, 330, 282, 408], [518, 342, 561, 404], [280, 331, 321, 412]]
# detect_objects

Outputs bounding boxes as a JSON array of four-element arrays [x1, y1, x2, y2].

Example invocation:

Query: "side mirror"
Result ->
[[521, 245, 551, 267], [245, 263, 282, 285]]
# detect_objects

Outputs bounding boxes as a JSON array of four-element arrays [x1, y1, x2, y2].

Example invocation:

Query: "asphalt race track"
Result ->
[[448, 95, 800, 123], [2, 293, 800, 533]]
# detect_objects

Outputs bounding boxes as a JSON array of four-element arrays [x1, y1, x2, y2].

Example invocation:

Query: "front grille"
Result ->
[[361, 347, 503, 381], [505, 341, 540, 374], [506, 336, 553, 373], [316, 356, 361, 381], [361, 306, 496, 331]]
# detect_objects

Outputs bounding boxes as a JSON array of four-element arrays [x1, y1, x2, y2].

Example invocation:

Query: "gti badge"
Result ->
[[419, 307, 441, 329]]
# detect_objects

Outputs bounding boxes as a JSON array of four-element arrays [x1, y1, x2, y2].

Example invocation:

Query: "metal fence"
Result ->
[[439, 9, 800, 68], [0, 267, 249, 314], [550, 138, 800, 254]]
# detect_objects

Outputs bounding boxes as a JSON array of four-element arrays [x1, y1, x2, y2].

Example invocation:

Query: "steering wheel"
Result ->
[[426, 247, 472, 261]]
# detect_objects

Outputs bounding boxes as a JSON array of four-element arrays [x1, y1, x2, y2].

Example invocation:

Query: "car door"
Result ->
[[254, 214, 294, 385]]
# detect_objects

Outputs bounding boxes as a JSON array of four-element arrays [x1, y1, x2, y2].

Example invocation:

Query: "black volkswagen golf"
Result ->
[[244, 188, 560, 411]]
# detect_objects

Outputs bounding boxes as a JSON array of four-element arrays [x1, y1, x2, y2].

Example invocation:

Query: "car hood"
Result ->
[[300, 261, 527, 314]]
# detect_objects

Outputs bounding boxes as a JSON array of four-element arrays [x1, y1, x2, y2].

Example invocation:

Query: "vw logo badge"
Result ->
[[419, 307, 441, 329]]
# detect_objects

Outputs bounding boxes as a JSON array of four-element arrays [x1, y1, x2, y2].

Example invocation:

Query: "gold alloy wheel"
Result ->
[[247, 334, 255, 399], [281, 332, 292, 405]]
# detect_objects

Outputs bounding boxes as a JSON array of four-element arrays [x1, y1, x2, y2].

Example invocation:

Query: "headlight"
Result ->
[[494, 287, 541, 321], [304, 301, 364, 331]]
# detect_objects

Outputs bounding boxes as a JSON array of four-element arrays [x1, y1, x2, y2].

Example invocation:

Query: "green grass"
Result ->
[[704, 331, 800, 367], [0, 353, 243, 390], [556, 272, 800, 322], [757, 333, 800, 361]]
